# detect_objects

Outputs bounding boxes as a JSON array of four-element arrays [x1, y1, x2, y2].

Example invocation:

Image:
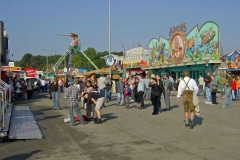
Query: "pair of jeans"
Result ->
[[232, 90, 237, 100], [223, 87, 232, 107], [130, 90, 135, 100], [59, 85, 64, 92], [220, 84, 225, 97], [51, 91, 60, 109], [205, 87, 212, 102], [237, 87, 240, 99], [116, 93, 124, 105], [68, 104, 86, 125], [144, 88, 151, 100], [99, 88, 105, 97], [106, 89, 112, 100]]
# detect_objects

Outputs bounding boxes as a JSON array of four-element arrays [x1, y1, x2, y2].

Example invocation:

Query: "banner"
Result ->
[[24, 67, 36, 78]]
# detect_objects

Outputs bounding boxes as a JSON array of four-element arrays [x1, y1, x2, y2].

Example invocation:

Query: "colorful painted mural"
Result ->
[[220, 50, 240, 69], [148, 21, 219, 66]]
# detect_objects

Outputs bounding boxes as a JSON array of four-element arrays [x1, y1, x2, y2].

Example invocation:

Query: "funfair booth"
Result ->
[[146, 21, 221, 81]]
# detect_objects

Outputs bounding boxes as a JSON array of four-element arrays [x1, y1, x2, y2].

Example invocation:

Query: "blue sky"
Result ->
[[1, 0, 240, 61]]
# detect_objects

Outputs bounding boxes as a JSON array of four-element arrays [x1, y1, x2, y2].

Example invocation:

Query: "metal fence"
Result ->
[[0, 79, 11, 130]]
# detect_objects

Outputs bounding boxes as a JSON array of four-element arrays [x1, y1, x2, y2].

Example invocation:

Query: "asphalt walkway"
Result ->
[[0, 90, 240, 160]]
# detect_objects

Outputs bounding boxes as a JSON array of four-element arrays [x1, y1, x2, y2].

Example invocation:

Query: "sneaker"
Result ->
[[189, 119, 193, 129], [185, 123, 189, 127], [205, 102, 209, 104], [220, 106, 225, 108]]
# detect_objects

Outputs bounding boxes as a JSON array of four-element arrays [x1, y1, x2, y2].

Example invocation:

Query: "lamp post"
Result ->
[[56, 33, 69, 82], [108, 0, 111, 78], [41, 49, 53, 78]]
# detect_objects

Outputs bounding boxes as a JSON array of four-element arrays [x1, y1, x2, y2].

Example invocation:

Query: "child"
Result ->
[[123, 83, 131, 109]]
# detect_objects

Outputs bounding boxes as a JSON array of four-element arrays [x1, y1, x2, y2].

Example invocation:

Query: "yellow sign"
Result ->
[[112, 74, 120, 79], [2, 66, 21, 71]]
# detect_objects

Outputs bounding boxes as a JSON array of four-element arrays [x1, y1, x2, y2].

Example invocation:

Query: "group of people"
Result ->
[[114, 73, 174, 114], [17, 69, 239, 129], [7, 77, 36, 101], [198, 71, 240, 108]]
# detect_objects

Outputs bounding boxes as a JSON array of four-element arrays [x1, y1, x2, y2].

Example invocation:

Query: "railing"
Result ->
[[0, 79, 11, 130]]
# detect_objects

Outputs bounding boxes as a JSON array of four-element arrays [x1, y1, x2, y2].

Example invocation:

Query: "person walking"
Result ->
[[82, 91, 105, 124], [49, 78, 61, 110], [219, 72, 226, 98], [97, 74, 107, 98], [163, 74, 171, 111], [115, 78, 124, 106], [133, 78, 140, 108], [204, 72, 212, 104], [128, 75, 135, 102], [198, 73, 204, 96], [177, 70, 199, 129], [236, 76, 240, 100], [222, 72, 233, 108], [137, 74, 145, 109], [144, 75, 151, 101], [58, 79, 64, 93], [105, 75, 113, 101], [65, 80, 87, 126], [123, 83, 131, 109], [26, 79, 33, 100], [210, 75, 218, 105], [149, 77, 160, 115], [231, 76, 237, 101], [155, 74, 163, 112]]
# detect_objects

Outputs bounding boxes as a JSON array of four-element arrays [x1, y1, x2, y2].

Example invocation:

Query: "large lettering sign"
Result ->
[[169, 23, 186, 37]]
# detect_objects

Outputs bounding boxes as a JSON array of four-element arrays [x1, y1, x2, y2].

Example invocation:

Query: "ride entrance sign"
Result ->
[[106, 55, 114, 67]]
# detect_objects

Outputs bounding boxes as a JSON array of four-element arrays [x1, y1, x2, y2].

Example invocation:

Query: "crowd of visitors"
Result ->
[[7, 69, 240, 129]]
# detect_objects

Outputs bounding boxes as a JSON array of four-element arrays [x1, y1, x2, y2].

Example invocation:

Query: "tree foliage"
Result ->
[[12, 48, 123, 70]]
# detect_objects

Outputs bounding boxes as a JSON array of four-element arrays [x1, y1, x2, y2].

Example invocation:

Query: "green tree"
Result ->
[[17, 53, 33, 67]]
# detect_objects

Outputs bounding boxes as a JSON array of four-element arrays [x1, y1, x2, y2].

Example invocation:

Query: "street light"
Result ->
[[56, 34, 70, 83], [41, 49, 53, 78], [108, 0, 111, 78]]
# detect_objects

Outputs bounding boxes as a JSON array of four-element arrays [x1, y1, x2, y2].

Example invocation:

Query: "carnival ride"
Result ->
[[48, 33, 98, 77]]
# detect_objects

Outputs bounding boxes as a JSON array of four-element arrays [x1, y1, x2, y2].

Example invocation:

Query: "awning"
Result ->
[[216, 68, 240, 71]]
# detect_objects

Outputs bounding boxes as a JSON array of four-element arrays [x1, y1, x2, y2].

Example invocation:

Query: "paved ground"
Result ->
[[0, 90, 240, 160]]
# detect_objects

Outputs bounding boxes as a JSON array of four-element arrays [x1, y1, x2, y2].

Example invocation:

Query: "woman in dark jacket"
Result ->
[[133, 78, 140, 108], [149, 77, 160, 115]]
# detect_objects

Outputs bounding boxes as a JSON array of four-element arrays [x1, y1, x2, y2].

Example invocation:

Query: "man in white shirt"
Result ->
[[40, 79, 46, 93], [177, 70, 198, 129]]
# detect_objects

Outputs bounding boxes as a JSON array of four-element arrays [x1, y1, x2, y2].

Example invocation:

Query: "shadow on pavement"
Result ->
[[194, 116, 204, 127], [2, 150, 41, 160], [102, 113, 118, 122]]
